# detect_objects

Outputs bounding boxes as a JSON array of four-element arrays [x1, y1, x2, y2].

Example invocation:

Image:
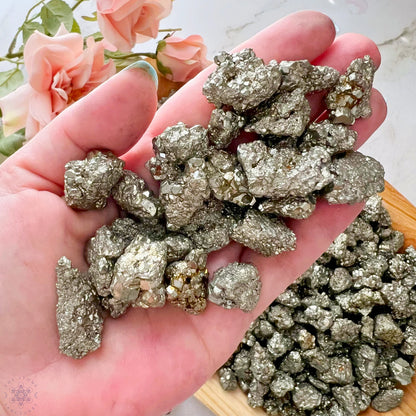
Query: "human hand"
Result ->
[[0, 11, 386, 416]]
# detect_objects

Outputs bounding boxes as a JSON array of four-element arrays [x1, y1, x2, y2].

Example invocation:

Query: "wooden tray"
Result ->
[[195, 181, 416, 416]]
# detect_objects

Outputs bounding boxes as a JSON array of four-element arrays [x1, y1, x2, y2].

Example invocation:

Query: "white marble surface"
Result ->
[[1, 1, 416, 415]]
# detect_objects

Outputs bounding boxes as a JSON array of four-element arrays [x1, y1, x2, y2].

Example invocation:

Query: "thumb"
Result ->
[[0, 61, 158, 194]]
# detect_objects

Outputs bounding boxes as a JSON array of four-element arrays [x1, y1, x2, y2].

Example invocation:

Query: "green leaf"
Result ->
[[82, 12, 97, 22], [0, 69, 24, 98], [22, 21, 45, 43], [71, 18, 81, 34], [0, 129, 25, 157], [40, 0, 74, 35]]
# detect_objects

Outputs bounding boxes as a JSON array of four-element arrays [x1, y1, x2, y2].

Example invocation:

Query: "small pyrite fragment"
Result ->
[[152, 122, 209, 163], [56, 257, 103, 359], [326, 55, 376, 125], [218, 367, 238, 391], [231, 209, 296, 257], [245, 89, 310, 137], [279, 59, 339, 93], [299, 120, 357, 155], [325, 151, 385, 204], [164, 233, 193, 262], [111, 170, 162, 219], [159, 157, 210, 230], [110, 233, 167, 303], [207, 108, 245, 149], [208, 262, 261, 312], [371, 389, 404, 412], [202, 49, 282, 112], [258, 195, 316, 219], [206, 150, 256, 206], [292, 383, 322, 410], [165, 249, 209, 314], [181, 199, 235, 252], [389, 358, 414, 385], [64, 151, 124, 209]]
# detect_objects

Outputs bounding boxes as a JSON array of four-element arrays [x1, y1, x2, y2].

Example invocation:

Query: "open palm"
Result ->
[[0, 11, 387, 416]]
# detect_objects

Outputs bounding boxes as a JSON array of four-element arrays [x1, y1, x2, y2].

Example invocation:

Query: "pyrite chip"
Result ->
[[231, 209, 296, 257], [208, 262, 261, 312], [292, 383, 322, 411], [325, 151, 385, 205], [207, 108, 245, 149], [159, 157, 210, 230], [164, 233, 193, 262], [371, 389, 404, 412], [245, 89, 310, 137], [111, 170, 163, 219], [299, 120, 357, 155], [64, 151, 124, 210], [258, 195, 316, 219], [181, 199, 236, 253], [110, 233, 167, 304], [237, 141, 332, 199], [165, 249, 208, 314], [56, 257, 103, 359], [133, 284, 166, 309], [332, 385, 370, 415], [373, 314, 403, 345], [152, 122, 209, 163], [389, 357, 414, 385], [206, 150, 255, 207], [146, 155, 181, 181], [218, 367, 238, 391], [326, 55, 376, 125], [279, 60, 339, 93], [202, 49, 282, 112]]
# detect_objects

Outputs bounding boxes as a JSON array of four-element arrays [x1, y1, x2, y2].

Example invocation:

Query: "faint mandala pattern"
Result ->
[[2, 378, 38, 415]]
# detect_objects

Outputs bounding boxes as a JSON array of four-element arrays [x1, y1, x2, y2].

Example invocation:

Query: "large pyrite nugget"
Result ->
[[56, 257, 103, 359], [237, 140, 332, 199], [203, 49, 282, 112]]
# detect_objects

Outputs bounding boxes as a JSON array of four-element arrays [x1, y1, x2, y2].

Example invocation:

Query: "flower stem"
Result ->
[[7, 0, 46, 56], [159, 28, 182, 33], [72, 0, 89, 11], [105, 52, 157, 60], [0, 56, 23, 65]]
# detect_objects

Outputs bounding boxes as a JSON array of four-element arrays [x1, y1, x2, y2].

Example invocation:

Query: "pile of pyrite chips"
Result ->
[[56, 49, 385, 359], [219, 195, 416, 416]]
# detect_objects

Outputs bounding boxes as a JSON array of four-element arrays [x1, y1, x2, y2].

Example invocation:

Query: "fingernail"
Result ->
[[123, 60, 158, 87]]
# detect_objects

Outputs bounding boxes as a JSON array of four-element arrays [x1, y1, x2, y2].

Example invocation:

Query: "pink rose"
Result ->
[[0, 26, 115, 139], [97, 0, 173, 52], [156, 35, 211, 83]]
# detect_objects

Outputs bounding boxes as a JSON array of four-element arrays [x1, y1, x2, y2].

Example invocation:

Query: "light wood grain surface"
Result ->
[[195, 181, 416, 416]]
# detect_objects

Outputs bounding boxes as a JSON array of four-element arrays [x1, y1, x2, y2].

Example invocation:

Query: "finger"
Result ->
[[122, 10, 336, 176], [354, 89, 387, 148], [309, 32, 381, 120], [0, 62, 158, 194]]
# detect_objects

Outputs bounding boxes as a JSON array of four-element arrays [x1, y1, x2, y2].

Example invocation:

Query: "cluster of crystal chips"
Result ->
[[57, 48, 384, 359], [219, 195, 416, 415]]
